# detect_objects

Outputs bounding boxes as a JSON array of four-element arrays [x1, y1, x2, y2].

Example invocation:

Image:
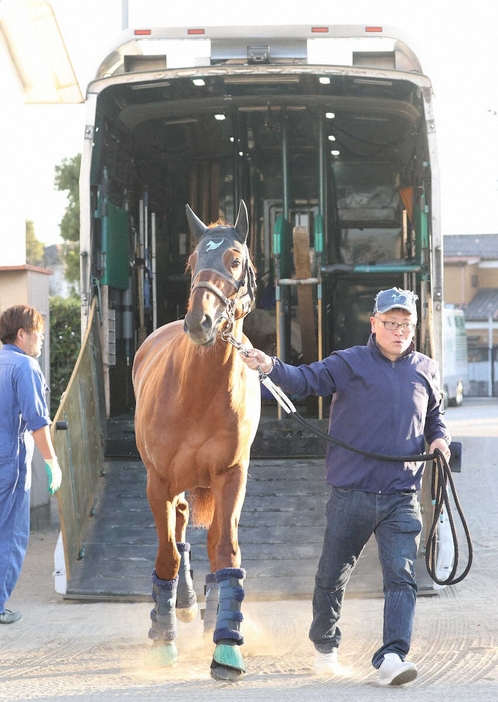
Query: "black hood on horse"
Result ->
[[183, 201, 256, 346]]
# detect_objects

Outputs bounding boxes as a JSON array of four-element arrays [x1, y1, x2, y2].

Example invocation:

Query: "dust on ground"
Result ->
[[1, 400, 497, 702]]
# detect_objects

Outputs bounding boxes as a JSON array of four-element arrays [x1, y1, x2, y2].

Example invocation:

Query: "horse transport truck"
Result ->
[[53, 25, 454, 600], [78, 23, 444, 413]]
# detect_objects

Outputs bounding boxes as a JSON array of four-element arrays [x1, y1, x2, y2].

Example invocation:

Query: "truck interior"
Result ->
[[86, 30, 435, 415]]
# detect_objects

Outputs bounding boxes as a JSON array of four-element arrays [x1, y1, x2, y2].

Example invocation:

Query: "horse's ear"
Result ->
[[234, 200, 249, 244], [185, 204, 207, 242]]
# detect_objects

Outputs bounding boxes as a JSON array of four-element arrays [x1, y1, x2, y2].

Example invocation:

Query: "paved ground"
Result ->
[[1, 398, 497, 701]]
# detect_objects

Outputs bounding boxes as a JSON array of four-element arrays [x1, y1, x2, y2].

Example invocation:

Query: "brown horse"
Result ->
[[132, 201, 261, 681]]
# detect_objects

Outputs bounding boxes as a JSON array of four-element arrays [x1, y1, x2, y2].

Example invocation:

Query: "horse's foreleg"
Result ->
[[211, 466, 247, 570], [146, 482, 180, 667], [148, 570, 179, 667], [210, 566, 246, 681], [209, 467, 248, 681], [175, 494, 198, 623]]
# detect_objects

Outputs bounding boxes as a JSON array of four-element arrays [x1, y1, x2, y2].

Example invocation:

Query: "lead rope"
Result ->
[[227, 335, 473, 586]]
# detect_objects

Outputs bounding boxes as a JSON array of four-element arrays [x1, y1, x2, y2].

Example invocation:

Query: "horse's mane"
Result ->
[[207, 219, 228, 228]]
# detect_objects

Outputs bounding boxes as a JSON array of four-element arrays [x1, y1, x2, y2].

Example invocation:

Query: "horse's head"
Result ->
[[183, 200, 256, 346]]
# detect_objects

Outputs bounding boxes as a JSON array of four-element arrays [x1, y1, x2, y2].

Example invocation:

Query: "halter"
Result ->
[[189, 233, 256, 335]]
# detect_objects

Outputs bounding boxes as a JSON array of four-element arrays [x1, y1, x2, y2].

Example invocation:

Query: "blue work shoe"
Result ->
[[0, 609, 22, 624]]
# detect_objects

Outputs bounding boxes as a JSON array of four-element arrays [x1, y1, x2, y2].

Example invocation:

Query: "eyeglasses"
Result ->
[[375, 318, 416, 332]]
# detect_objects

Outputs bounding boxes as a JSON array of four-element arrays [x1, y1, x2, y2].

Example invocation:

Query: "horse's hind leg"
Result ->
[[203, 573, 219, 636], [175, 494, 198, 623], [202, 511, 220, 636]]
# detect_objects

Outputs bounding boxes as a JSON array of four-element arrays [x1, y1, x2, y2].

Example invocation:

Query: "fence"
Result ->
[[467, 346, 498, 397], [51, 298, 107, 581]]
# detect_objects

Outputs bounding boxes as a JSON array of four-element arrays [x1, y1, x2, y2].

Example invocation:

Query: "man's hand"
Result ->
[[239, 348, 274, 374], [45, 458, 62, 495], [429, 438, 451, 463]]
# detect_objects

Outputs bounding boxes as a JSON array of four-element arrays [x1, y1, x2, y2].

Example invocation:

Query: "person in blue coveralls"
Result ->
[[0, 304, 62, 624], [240, 288, 451, 687]]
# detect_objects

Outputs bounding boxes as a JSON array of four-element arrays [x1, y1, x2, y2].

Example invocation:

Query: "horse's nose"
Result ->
[[200, 314, 213, 333], [184, 311, 216, 345]]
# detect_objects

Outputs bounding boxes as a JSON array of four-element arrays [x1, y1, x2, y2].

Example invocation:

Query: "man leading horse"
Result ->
[[240, 287, 451, 687]]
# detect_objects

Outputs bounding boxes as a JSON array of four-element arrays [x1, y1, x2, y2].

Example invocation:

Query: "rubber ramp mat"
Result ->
[[65, 456, 435, 601]]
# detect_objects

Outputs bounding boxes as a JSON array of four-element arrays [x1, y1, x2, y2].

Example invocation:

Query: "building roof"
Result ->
[[0, 264, 52, 275], [464, 288, 498, 321], [444, 234, 498, 259]]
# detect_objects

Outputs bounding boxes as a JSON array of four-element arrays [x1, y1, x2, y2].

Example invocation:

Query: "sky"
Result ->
[[6, 0, 498, 247]]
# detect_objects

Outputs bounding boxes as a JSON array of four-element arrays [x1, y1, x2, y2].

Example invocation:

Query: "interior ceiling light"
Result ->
[[331, 150, 340, 156], [214, 113, 226, 121], [319, 77, 331, 85], [326, 112, 336, 119], [192, 78, 206, 86], [328, 135, 336, 141]]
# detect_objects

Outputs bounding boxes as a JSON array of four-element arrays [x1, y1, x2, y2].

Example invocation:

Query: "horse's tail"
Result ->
[[188, 487, 215, 528]]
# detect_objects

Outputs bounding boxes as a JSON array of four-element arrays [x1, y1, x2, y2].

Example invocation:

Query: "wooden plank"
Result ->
[[292, 226, 317, 365]]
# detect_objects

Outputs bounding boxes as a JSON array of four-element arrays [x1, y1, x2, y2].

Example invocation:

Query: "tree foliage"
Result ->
[[26, 220, 45, 267], [49, 296, 81, 417], [54, 154, 81, 286]]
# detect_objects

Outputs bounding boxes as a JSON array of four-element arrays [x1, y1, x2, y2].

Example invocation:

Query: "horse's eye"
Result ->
[[232, 259, 241, 269]]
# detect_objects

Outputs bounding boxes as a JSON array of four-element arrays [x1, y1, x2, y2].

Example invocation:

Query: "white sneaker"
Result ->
[[314, 648, 338, 675], [378, 652, 418, 686]]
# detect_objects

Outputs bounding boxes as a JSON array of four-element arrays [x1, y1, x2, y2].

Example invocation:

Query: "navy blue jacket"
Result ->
[[268, 334, 451, 493]]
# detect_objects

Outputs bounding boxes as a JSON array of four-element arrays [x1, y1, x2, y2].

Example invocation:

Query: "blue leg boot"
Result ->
[[211, 567, 246, 681], [147, 570, 178, 667], [202, 573, 219, 636], [176, 542, 198, 622]]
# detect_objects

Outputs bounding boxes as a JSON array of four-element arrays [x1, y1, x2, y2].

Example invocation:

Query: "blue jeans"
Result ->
[[310, 487, 422, 668]]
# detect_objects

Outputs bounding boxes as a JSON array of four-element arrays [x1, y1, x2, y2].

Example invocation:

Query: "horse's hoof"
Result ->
[[176, 602, 199, 623], [210, 661, 243, 682], [211, 642, 245, 679], [145, 641, 178, 668]]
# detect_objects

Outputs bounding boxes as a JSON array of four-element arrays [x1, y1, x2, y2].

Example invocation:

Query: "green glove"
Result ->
[[45, 458, 62, 495]]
